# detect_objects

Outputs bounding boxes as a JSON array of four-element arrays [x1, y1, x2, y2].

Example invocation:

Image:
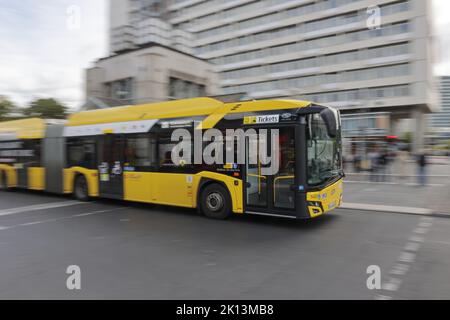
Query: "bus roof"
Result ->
[[67, 97, 312, 128], [0, 118, 47, 140]]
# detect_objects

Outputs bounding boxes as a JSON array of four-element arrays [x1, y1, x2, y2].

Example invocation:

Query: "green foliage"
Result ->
[[24, 98, 68, 119], [0, 97, 15, 121]]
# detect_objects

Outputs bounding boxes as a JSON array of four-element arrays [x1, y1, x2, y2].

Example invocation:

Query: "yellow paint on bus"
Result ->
[[28, 167, 45, 190], [307, 179, 344, 218], [63, 167, 99, 197], [123, 171, 244, 213]]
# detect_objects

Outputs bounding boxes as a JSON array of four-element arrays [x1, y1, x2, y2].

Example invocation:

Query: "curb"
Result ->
[[338, 203, 450, 218], [337, 202, 449, 217], [431, 212, 450, 219]]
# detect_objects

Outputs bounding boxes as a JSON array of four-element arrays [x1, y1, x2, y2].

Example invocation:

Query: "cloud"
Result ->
[[0, 0, 108, 110], [1, 0, 450, 110], [432, 0, 450, 75]]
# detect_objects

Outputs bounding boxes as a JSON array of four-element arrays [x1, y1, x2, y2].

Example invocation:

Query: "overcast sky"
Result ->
[[0, 0, 450, 110], [0, 0, 108, 110]]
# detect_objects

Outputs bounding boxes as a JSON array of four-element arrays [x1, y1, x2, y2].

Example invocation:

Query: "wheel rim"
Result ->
[[76, 179, 87, 198], [206, 192, 224, 212]]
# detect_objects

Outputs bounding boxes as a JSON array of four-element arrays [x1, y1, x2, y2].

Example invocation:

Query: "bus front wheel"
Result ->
[[74, 175, 90, 202], [200, 183, 232, 220]]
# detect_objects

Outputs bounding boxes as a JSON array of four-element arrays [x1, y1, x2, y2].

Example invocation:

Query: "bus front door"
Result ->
[[98, 134, 125, 199], [244, 127, 297, 217]]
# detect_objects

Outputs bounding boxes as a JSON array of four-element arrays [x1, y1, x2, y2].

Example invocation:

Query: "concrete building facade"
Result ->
[[429, 76, 450, 130], [165, 0, 437, 151], [85, 44, 219, 109], [110, 0, 193, 54], [108, 0, 437, 150]]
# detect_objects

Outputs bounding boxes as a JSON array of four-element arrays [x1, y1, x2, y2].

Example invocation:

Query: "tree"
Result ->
[[0, 96, 15, 121], [24, 98, 68, 119]]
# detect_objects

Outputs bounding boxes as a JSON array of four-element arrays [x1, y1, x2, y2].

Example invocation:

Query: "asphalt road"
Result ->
[[0, 190, 449, 300]]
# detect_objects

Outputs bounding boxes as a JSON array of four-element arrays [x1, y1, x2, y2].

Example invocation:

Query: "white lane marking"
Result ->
[[377, 218, 434, 300], [20, 221, 44, 226], [413, 227, 429, 234], [0, 225, 11, 230], [0, 201, 87, 217], [382, 278, 402, 292], [398, 252, 416, 263], [3, 208, 126, 230], [390, 263, 410, 276], [375, 294, 393, 300], [205, 263, 217, 267], [418, 221, 433, 228], [72, 209, 120, 217], [409, 235, 425, 243], [404, 242, 421, 252]]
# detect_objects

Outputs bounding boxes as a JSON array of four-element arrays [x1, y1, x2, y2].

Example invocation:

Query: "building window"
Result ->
[[105, 78, 134, 102], [169, 77, 206, 99]]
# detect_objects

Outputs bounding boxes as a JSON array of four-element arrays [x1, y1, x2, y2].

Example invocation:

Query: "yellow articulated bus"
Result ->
[[0, 98, 343, 220]]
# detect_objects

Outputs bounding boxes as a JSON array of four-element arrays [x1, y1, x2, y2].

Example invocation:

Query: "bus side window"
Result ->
[[157, 131, 193, 170], [124, 134, 157, 171], [23, 140, 42, 167], [67, 138, 96, 169]]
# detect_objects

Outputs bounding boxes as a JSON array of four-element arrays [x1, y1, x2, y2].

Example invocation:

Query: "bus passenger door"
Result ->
[[244, 127, 297, 216], [98, 134, 125, 199]]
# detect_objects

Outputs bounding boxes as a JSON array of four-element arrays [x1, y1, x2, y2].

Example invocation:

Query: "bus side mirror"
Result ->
[[320, 109, 337, 138]]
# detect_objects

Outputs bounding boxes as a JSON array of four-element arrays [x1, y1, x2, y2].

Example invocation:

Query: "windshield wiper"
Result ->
[[318, 169, 344, 180]]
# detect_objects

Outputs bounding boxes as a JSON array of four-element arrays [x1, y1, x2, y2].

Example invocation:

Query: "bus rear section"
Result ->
[[0, 118, 66, 193]]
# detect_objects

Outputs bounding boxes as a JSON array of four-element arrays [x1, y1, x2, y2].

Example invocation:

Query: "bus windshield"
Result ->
[[307, 112, 343, 187]]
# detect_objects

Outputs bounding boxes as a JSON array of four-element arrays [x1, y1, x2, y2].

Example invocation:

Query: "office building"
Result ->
[[429, 76, 450, 130], [109, 0, 437, 151], [167, 0, 437, 151], [85, 44, 219, 109]]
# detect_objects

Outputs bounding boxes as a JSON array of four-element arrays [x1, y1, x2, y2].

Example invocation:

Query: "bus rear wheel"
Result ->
[[74, 175, 90, 202], [0, 172, 7, 190], [200, 183, 231, 220]]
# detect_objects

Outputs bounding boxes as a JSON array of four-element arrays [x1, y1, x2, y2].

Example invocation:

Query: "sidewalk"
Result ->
[[341, 179, 450, 216]]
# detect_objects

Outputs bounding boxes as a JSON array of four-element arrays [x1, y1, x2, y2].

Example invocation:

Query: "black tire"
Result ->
[[200, 183, 232, 220], [74, 175, 90, 201], [0, 171, 7, 191]]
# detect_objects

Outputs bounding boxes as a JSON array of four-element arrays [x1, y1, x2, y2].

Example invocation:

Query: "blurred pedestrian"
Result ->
[[396, 149, 409, 179], [416, 150, 428, 186], [353, 154, 361, 173], [377, 151, 388, 182], [343, 154, 351, 171], [368, 148, 380, 182]]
